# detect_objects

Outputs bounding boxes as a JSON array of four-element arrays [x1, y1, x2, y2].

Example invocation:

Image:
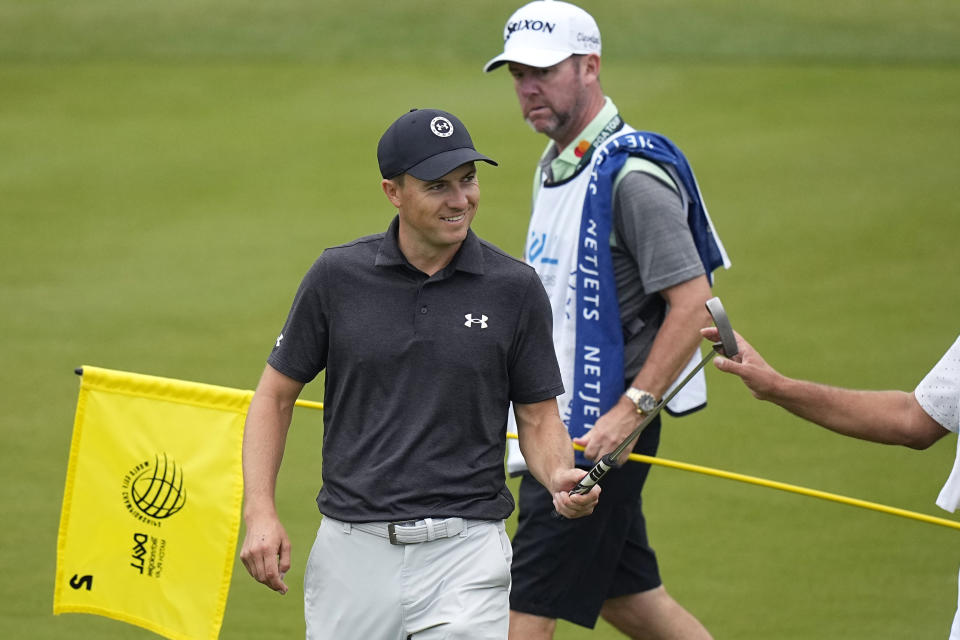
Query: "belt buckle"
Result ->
[[387, 520, 417, 545]]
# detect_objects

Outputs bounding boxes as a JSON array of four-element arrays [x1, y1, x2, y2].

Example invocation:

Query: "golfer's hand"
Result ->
[[552, 468, 600, 519], [573, 398, 640, 465], [240, 515, 291, 594]]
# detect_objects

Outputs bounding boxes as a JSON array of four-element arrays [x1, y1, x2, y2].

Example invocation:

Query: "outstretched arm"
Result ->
[[239, 364, 304, 594], [514, 398, 600, 518], [701, 327, 948, 450]]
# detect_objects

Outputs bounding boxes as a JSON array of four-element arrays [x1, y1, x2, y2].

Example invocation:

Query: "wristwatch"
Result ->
[[625, 388, 657, 415]]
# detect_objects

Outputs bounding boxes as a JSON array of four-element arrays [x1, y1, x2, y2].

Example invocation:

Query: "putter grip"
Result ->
[[552, 454, 616, 519], [569, 454, 616, 495]]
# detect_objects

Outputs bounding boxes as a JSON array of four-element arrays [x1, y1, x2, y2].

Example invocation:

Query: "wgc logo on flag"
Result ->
[[122, 453, 187, 524]]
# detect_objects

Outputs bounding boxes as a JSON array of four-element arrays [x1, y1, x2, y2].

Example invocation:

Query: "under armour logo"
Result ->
[[430, 116, 454, 138], [275, 333, 284, 347], [464, 314, 488, 329]]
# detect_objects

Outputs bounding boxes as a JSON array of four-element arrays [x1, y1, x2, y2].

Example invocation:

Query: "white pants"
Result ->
[[304, 516, 511, 640], [952, 565, 960, 639]]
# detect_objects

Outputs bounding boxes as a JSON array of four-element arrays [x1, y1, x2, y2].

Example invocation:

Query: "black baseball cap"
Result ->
[[377, 108, 498, 181]]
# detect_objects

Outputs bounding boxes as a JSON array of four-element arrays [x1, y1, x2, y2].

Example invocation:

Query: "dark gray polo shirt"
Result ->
[[267, 216, 564, 522]]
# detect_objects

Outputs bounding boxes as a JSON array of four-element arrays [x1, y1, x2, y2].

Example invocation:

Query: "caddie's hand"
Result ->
[[552, 467, 600, 519], [240, 515, 291, 594], [572, 397, 640, 465]]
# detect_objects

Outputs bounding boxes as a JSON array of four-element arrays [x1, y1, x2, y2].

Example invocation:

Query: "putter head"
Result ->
[[705, 297, 738, 357]]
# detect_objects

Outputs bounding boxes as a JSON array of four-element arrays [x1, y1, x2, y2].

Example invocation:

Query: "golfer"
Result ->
[[702, 326, 960, 638], [239, 107, 599, 640], [484, 1, 727, 637]]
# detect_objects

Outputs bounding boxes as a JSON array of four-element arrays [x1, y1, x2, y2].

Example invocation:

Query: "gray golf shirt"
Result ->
[[267, 216, 564, 522]]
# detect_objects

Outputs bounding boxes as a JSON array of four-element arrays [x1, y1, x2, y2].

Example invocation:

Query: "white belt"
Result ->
[[348, 517, 466, 545]]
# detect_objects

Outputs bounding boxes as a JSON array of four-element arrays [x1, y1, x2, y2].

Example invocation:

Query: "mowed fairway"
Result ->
[[2, 1, 959, 638]]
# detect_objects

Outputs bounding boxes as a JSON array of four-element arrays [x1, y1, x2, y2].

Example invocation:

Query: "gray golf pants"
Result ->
[[305, 516, 511, 639]]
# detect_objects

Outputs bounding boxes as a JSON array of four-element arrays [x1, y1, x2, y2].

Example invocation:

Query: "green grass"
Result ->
[[2, 1, 960, 638]]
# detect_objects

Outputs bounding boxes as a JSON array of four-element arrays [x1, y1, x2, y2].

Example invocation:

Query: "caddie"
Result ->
[[484, 1, 731, 638]]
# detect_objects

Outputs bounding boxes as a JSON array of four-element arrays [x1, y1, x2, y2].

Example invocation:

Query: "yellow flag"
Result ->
[[54, 366, 250, 640]]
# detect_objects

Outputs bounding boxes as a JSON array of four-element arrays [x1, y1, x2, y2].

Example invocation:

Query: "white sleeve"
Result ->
[[915, 336, 960, 433], [915, 336, 960, 512]]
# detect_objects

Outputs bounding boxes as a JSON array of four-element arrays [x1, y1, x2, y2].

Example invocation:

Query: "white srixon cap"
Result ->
[[483, 0, 601, 73]]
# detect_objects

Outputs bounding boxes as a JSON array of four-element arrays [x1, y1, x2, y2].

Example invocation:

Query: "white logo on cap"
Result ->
[[430, 117, 454, 138]]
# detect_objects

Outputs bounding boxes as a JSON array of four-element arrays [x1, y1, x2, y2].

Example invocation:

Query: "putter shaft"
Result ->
[[561, 296, 736, 502], [568, 345, 721, 496]]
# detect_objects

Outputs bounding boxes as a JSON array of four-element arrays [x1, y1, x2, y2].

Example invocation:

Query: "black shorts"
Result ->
[[509, 416, 662, 629]]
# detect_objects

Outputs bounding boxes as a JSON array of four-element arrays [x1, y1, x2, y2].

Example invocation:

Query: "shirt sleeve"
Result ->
[[266, 256, 329, 384], [915, 336, 960, 433], [613, 169, 705, 293]]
